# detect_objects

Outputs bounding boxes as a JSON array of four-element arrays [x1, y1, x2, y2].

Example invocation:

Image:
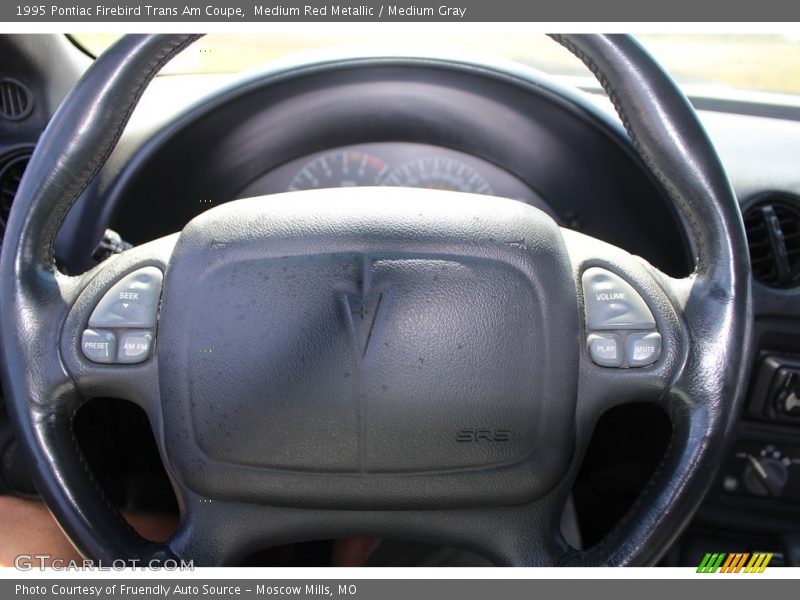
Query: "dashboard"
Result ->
[[57, 58, 692, 280], [1, 35, 800, 566]]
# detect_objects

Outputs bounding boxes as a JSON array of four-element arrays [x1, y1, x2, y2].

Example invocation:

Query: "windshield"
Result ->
[[72, 30, 800, 97]]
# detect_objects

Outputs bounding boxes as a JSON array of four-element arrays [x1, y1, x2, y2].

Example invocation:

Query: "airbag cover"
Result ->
[[157, 188, 579, 508]]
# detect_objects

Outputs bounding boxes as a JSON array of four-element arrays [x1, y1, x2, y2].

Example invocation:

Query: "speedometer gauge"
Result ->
[[383, 156, 494, 195], [287, 150, 388, 191]]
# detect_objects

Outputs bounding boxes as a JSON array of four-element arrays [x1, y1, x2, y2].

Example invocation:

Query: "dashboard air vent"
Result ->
[[0, 150, 31, 239], [0, 79, 33, 121], [744, 195, 800, 288]]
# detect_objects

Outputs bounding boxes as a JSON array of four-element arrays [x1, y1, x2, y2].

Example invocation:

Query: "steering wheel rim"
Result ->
[[0, 34, 752, 566]]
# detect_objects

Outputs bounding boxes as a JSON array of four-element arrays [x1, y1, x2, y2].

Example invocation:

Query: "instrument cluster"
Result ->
[[236, 142, 551, 213]]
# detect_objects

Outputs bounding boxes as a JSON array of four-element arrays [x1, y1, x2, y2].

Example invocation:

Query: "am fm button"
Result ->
[[117, 330, 154, 364]]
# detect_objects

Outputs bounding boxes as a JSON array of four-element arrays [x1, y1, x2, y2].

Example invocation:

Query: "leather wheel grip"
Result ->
[[0, 34, 752, 566]]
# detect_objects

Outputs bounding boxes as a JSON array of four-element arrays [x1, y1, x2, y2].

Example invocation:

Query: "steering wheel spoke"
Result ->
[[166, 493, 256, 567], [473, 495, 573, 567], [61, 234, 176, 414], [166, 489, 571, 567]]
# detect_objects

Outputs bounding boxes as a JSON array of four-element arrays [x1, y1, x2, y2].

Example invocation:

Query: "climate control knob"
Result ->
[[743, 455, 789, 498]]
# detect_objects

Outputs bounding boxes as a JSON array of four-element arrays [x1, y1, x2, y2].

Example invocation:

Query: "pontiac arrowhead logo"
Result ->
[[343, 293, 384, 357]]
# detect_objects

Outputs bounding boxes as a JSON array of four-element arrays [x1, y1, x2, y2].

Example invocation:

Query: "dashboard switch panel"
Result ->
[[88, 266, 163, 328], [772, 367, 800, 418], [747, 356, 800, 425]]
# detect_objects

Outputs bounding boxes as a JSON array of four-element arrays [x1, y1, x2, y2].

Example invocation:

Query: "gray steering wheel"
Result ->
[[0, 34, 751, 566]]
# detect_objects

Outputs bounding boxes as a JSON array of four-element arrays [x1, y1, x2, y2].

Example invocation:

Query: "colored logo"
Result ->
[[696, 552, 773, 573]]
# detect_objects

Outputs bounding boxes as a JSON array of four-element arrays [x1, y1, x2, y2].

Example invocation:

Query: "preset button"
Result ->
[[81, 329, 116, 364]]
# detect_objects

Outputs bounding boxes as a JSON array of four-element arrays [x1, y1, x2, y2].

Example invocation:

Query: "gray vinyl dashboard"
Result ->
[[54, 56, 800, 280]]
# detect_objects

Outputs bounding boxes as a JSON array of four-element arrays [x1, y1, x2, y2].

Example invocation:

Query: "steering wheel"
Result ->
[[0, 34, 752, 566]]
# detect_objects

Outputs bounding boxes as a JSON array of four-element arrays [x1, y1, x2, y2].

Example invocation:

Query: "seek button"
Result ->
[[89, 267, 163, 328]]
